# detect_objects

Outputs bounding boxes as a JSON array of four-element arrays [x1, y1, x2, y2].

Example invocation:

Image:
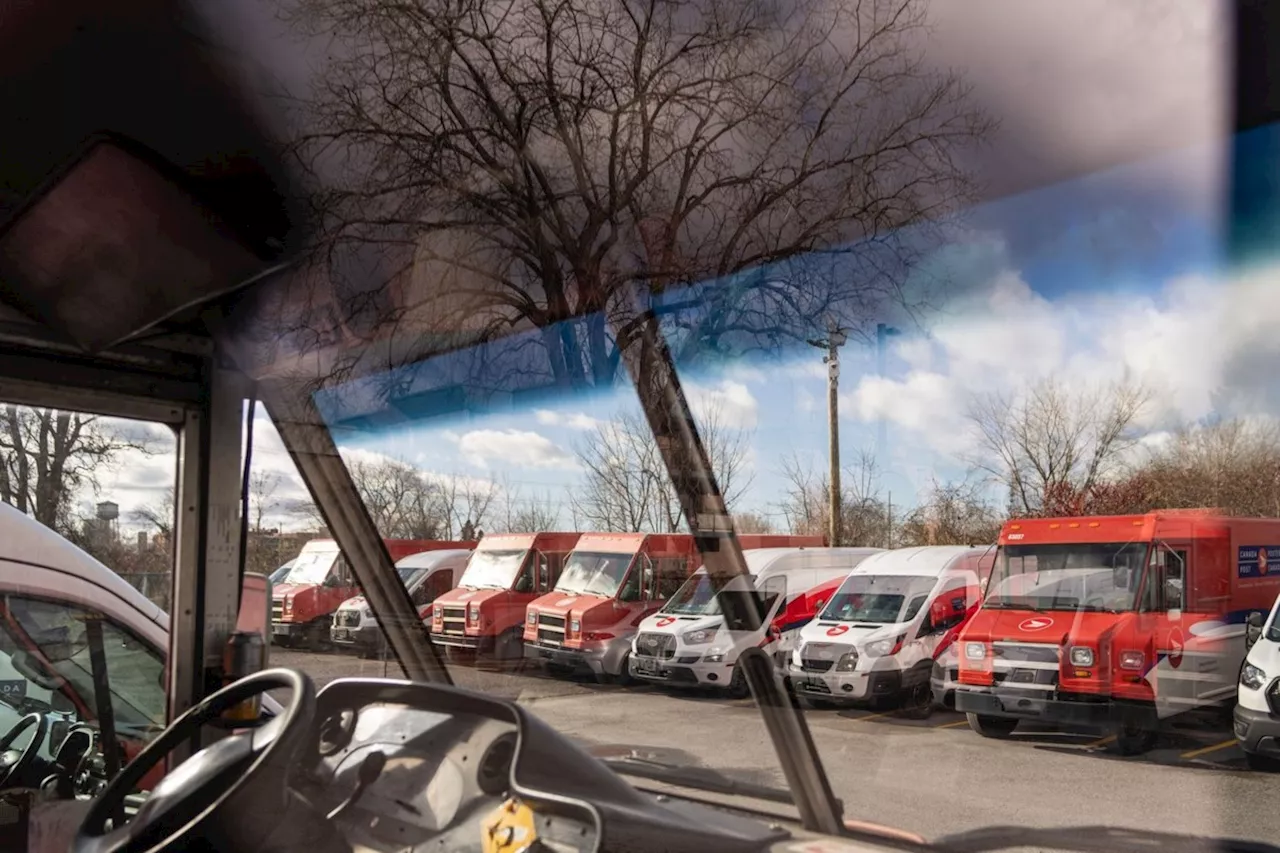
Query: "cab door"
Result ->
[[1144, 542, 1227, 716]]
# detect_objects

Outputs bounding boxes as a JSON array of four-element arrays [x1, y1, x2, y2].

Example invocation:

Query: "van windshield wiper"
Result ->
[[598, 754, 805, 807]]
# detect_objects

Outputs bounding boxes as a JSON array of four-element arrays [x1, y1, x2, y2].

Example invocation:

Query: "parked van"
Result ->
[[330, 548, 473, 657], [629, 546, 882, 696], [0, 501, 277, 792], [1236, 591, 1280, 769], [789, 546, 995, 712]]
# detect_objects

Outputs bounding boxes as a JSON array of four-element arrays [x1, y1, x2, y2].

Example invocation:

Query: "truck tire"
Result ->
[[1112, 721, 1157, 756], [967, 712, 1019, 738], [494, 628, 524, 664], [725, 664, 751, 699]]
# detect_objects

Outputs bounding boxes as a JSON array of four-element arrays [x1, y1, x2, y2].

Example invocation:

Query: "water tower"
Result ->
[[96, 500, 119, 541]]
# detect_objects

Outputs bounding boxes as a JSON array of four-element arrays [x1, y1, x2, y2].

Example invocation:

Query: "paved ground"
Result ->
[[271, 646, 1280, 846]]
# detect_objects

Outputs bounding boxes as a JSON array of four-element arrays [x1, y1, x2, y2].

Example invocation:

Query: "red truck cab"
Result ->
[[430, 532, 582, 660], [271, 537, 471, 650], [523, 533, 701, 682], [955, 509, 1280, 753]]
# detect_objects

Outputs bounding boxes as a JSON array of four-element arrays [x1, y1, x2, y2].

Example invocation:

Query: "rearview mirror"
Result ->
[[1246, 611, 1265, 649]]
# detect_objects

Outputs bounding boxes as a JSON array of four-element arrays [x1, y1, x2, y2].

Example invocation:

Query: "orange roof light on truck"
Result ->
[[954, 509, 1280, 754]]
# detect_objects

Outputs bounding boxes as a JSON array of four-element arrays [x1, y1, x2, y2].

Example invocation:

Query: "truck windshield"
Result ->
[[821, 575, 937, 624], [457, 549, 528, 590], [984, 543, 1148, 612], [555, 552, 635, 597], [284, 549, 339, 586]]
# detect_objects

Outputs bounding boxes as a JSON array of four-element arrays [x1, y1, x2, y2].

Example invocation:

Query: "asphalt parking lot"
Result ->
[[271, 646, 1280, 844]]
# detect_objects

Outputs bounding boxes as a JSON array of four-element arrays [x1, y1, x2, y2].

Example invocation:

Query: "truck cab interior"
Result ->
[[1, 1, 1279, 853]]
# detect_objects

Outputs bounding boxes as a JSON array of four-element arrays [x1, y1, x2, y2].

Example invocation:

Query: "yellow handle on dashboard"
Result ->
[[481, 798, 539, 853]]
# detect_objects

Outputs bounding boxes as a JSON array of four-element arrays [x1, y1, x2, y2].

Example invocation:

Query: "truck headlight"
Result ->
[[835, 652, 859, 672], [681, 625, 720, 645], [1119, 650, 1144, 670], [282, 598, 293, 615], [1069, 646, 1095, 667], [704, 647, 726, 663], [527, 610, 537, 625], [1242, 663, 1267, 690], [964, 642, 986, 661], [570, 619, 580, 633], [469, 603, 480, 621]]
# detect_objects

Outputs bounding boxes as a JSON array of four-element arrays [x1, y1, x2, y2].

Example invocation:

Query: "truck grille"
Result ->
[[271, 602, 284, 622], [536, 613, 566, 645], [335, 610, 361, 628], [440, 606, 467, 635], [634, 632, 676, 660], [991, 641, 1059, 690]]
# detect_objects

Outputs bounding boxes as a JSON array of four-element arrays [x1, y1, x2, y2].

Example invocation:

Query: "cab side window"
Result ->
[[650, 558, 687, 600], [0, 595, 166, 748], [1142, 547, 1187, 612], [422, 569, 455, 602], [760, 576, 787, 616]]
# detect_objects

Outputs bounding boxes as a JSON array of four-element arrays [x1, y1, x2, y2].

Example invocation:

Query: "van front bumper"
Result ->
[[787, 664, 904, 704], [1234, 704, 1280, 757], [629, 654, 737, 689], [330, 623, 382, 653]]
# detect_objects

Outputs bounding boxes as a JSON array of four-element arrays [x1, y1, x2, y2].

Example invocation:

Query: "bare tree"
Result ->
[[573, 402, 754, 532], [1138, 417, 1280, 516], [503, 491, 563, 533], [733, 511, 776, 534], [249, 470, 284, 532], [0, 405, 155, 533], [440, 475, 500, 539], [777, 449, 888, 545], [279, 0, 992, 389], [896, 479, 1002, 546], [967, 378, 1151, 517], [131, 487, 177, 541]]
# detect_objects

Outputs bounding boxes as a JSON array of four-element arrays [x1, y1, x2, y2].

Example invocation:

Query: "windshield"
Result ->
[[398, 566, 427, 586], [821, 575, 937, 624], [986, 543, 1148, 612], [25, 1, 1280, 849], [457, 550, 528, 590], [284, 548, 339, 586], [555, 552, 635, 597]]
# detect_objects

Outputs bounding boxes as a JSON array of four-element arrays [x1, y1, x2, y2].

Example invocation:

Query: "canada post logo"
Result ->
[[1238, 546, 1277, 578], [1018, 616, 1054, 632]]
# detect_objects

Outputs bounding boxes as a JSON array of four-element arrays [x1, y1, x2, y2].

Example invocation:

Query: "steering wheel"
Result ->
[[0, 711, 49, 787], [73, 669, 316, 853]]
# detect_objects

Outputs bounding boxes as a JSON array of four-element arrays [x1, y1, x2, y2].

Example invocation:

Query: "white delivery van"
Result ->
[[629, 547, 883, 697], [0, 500, 278, 785], [789, 545, 995, 712], [1235, 591, 1280, 769], [330, 548, 471, 656]]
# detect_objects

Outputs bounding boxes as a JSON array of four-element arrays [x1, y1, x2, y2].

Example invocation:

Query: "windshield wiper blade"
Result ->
[[598, 755, 805, 807], [934, 824, 1280, 853]]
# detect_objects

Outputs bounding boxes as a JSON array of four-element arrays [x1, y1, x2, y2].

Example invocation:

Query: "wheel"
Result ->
[[1245, 751, 1280, 771], [1112, 721, 1157, 756], [494, 628, 525, 663], [966, 712, 1019, 738], [898, 680, 934, 720], [305, 623, 329, 653], [725, 664, 750, 699]]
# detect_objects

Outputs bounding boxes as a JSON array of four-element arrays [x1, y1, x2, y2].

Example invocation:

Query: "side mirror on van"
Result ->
[[1246, 611, 1265, 649]]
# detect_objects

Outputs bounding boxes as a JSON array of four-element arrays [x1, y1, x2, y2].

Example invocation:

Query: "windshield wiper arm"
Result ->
[[599, 755, 805, 807]]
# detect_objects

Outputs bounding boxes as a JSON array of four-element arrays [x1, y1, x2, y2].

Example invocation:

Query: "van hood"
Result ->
[[338, 595, 366, 611], [638, 611, 720, 634], [801, 619, 906, 648]]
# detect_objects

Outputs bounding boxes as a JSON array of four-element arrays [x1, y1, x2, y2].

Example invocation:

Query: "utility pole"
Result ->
[[808, 319, 848, 547]]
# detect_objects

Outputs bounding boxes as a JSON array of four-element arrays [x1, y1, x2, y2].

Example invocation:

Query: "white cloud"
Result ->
[[844, 257, 1280, 465], [686, 379, 759, 429], [458, 429, 577, 470], [534, 409, 601, 431]]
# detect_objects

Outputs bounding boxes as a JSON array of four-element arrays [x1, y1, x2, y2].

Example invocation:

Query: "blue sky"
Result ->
[[97, 122, 1280, 533]]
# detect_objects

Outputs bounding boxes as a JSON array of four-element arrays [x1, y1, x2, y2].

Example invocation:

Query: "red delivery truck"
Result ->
[[271, 537, 474, 650], [954, 509, 1280, 754], [430, 532, 582, 660]]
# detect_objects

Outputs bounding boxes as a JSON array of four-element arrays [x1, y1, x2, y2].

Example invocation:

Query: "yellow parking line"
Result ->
[[1180, 739, 1238, 760], [1086, 735, 1116, 748], [936, 719, 970, 729], [849, 712, 893, 723]]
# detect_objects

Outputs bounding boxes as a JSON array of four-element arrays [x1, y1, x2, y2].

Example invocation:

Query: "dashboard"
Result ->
[[284, 679, 795, 853]]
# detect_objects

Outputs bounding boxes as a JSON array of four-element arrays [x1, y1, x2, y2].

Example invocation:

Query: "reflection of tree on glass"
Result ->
[[555, 553, 635, 598], [457, 550, 528, 590]]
